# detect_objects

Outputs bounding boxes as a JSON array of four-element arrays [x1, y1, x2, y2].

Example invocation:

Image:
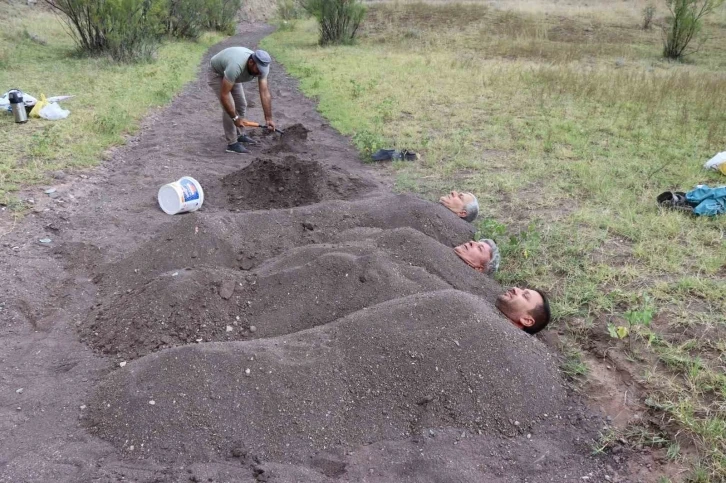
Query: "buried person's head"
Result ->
[[495, 287, 551, 334], [454, 239, 500, 274], [439, 191, 479, 222]]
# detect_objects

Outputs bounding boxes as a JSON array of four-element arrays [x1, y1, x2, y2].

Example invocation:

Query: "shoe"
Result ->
[[226, 142, 250, 154], [371, 148, 419, 162], [657, 191, 694, 214], [237, 133, 257, 144], [371, 149, 397, 161]]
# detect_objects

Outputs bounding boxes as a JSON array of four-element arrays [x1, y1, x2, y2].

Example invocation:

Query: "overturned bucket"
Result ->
[[158, 176, 204, 215]]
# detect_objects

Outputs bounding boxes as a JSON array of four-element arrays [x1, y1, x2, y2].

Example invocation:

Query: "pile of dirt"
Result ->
[[214, 194, 475, 263], [82, 222, 510, 361], [262, 123, 310, 155], [82, 248, 454, 360], [89, 214, 238, 293], [221, 156, 373, 210], [87, 290, 566, 464]]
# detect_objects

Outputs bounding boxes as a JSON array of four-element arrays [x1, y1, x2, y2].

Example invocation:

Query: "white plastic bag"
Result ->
[[39, 102, 70, 120], [704, 151, 726, 170]]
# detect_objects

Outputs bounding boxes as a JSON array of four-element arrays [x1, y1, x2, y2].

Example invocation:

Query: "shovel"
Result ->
[[241, 120, 285, 136]]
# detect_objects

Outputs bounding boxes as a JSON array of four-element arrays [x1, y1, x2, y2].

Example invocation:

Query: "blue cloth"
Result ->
[[686, 185, 726, 216]]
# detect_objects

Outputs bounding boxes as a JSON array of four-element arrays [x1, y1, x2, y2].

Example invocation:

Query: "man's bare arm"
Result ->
[[220, 78, 248, 128], [258, 77, 275, 130]]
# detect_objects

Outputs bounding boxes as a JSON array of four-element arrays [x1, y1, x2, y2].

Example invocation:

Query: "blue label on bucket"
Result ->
[[179, 178, 200, 203]]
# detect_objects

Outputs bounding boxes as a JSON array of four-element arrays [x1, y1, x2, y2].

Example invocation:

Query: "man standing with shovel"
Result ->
[[208, 47, 277, 154]]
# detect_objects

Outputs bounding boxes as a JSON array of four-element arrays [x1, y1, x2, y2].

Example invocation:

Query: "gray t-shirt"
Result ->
[[210, 47, 268, 83]]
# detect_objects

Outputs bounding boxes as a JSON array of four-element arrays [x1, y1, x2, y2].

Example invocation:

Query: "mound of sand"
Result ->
[[91, 215, 238, 294], [221, 156, 374, 210], [219, 194, 475, 263], [261, 123, 311, 156], [82, 247, 451, 359], [87, 290, 565, 464]]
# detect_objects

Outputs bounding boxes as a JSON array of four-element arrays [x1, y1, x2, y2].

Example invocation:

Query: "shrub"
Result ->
[[158, 0, 206, 40], [150, 0, 241, 40], [277, 0, 305, 20], [303, 0, 366, 45], [642, 2, 656, 29], [43, 0, 159, 61], [201, 0, 242, 35], [662, 0, 724, 59]]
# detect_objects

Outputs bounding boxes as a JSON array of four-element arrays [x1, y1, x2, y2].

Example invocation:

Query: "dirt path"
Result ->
[[0, 25, 624, 482]]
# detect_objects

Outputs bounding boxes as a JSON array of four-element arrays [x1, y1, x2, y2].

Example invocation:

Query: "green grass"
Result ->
[[263, 4, 726, 480], [0, 3, 223, 205]]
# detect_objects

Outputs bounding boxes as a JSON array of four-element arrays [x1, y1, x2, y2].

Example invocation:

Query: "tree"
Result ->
[[662, 0, 724, 60]]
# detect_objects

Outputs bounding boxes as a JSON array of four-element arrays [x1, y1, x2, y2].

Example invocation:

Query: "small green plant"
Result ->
[[303, 0, 366, 45], [662, 0, 724, 60], [560, 344, 589, 379], [353, 130, 385, 156], [608, 296, 657, 348], [667, 441, 681, 460], [643, 3, 656, 29], [350, 79, 366, 99], [476, 218, 508, 240], [607, 323, 630, 339], [623, 296, 656, 329]]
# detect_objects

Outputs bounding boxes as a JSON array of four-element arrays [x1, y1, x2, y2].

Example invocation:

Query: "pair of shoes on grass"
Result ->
[[657, 191, 694, 214], [370, 148, 419, 162], [226, 134, 257, 154]]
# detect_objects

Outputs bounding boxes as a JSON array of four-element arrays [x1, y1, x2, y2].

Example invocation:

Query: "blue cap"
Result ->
[[252, 49, 271, 78]]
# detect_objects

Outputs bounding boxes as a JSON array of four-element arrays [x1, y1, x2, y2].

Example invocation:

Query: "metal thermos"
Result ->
[[9, 90, 28, 123]]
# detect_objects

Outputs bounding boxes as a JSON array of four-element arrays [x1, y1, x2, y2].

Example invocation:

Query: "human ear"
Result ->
[[519, 315, 535, 328], [458, 210, 467, 218]]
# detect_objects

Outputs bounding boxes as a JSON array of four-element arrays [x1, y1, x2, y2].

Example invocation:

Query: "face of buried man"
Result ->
[[454, 241, 492, 272], [439, 191, 476, 218], [495, 287, 544, 330]]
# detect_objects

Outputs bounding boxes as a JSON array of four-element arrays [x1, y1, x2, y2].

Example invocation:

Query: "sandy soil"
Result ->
[[0, 25, 629, 482]]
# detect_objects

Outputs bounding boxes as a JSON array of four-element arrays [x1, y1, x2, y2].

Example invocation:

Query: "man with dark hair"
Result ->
[[495, 287, 551, 334], [208, 47, 276, 154]]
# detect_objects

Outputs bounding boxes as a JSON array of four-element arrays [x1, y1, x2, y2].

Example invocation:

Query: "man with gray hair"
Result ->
[[453, 238, 500, 274], [208, 46, 277, 154], [439, 191, 479, 222]]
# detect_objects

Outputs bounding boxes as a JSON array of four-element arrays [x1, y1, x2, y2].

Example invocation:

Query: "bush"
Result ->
[[43, 0, 160, 61], [662, 0, 724, 59], [201, 0, 242, 35], [277, 0, 305, 20], [156, 0, 205, 40], [303, 0, 366, 45], [642, 2, 656, 29]]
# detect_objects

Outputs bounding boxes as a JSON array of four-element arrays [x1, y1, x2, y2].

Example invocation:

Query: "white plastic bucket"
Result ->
[[158, 176, 204, 215]]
